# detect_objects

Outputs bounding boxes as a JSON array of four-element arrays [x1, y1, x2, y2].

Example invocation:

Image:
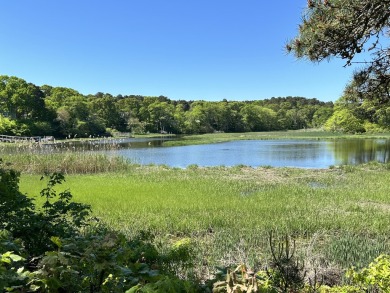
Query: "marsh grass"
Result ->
[[2, 152, 134, 174], [19, 163, 390, 278], [324, 232, 390, 269], [0, 140, 135, 174]]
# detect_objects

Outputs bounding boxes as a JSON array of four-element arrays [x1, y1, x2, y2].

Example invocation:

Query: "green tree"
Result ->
[[324, 108, 365, 133], [0, 115, 18, 135], [288, 0, 390, 105], [240, 105, 278, 131], [147, 101, 175, 133], [127, 117, 146, 134], [63, 95, 90, 121], [89, 94, 126, 131], [0, 76, 49, 122], [173, 104, 187, 134], [285, 108, 307, 130], [44, 87, 81, 111], [116, 95, 142, 128], [198, 102, 220, 132], [207, 101, 237, 132], [312, 106, 334, 127], [184, 103, 212, 134]]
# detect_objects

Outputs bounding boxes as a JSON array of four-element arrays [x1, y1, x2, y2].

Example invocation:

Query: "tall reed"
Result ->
[[0, 140, 134, 174]]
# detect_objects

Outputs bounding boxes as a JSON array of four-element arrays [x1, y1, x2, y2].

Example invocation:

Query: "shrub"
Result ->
[[0, 159, 198, 292], [0, 161, 91, 257], [324, 109, 365, 133], [346, 254, 390, 292], [0, 230, 29, 292]]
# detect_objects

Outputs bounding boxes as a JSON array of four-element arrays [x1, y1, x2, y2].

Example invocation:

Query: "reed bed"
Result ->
[[1, 152, 134, 174], [0, 139, 134, 174], [19, 163, 390, 278]]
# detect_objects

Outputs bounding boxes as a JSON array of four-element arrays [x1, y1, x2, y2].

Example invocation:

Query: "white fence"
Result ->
[[0, 135, 54, 143]]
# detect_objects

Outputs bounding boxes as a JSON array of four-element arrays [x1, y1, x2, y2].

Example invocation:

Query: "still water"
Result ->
[[103, 138, 390, 168]]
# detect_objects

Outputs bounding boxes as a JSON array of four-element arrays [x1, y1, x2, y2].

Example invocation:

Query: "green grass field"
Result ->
[[19, 163, 390, 278]]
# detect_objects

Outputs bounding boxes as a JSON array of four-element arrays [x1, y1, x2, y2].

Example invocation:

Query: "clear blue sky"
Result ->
[[1, 1, 359, 102]]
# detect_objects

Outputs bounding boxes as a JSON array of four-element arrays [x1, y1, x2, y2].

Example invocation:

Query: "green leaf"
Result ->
[[50, 236, 62, 248], [126, 284, 141, 293], [1, 251, 24, 263], [8, 253, 24, 262]]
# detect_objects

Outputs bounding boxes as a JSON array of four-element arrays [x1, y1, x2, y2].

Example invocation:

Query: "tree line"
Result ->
[[0, 75, 334, 138]]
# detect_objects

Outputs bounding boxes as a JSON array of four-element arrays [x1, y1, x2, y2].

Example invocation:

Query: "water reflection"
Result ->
[[109, 139, 390, 168], [7, 137, 390, 168], [330, 139, 390, 165], [57, 137, 173, 150]]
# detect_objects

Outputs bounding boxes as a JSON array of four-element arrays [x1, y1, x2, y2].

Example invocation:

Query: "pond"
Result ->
[[98, 138, 390, 168]]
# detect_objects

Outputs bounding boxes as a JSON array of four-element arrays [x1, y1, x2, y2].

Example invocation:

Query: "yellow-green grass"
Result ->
[[19, 163, 390, 274]]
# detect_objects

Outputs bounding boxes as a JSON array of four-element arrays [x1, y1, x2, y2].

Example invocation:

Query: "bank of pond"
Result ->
[[2, 132, 390, 291], [2, 131, 390, 169]]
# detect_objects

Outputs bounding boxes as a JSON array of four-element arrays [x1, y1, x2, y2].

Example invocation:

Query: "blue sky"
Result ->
[[1, 1, 360, 102]]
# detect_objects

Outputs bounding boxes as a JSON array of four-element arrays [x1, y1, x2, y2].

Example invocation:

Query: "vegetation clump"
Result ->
[[0, 160, 198, 292]]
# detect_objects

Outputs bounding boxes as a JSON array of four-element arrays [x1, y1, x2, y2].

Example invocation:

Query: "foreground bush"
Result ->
[[211, 255, 390, 292], [0, 159, 198, 292]]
